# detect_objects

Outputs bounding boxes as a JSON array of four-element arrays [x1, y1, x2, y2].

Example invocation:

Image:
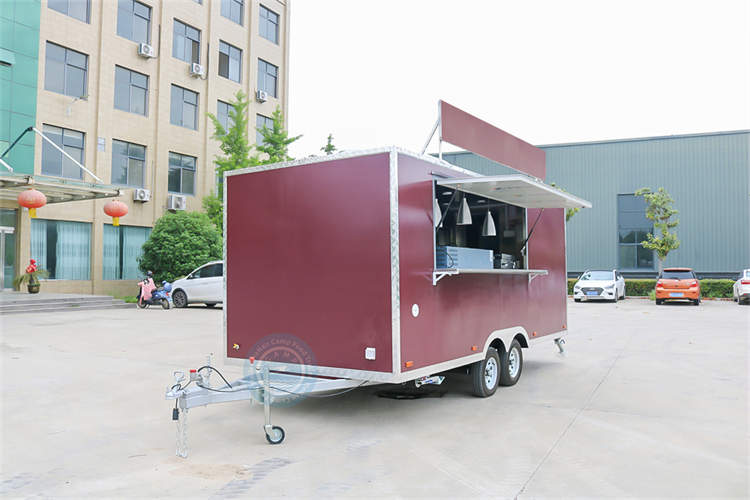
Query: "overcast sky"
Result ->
[[286, 0, 749, 158]]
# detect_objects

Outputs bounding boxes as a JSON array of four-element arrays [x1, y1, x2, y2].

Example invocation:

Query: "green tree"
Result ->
[[139, 211, 222, 282], [321, 133, 336, 155], [256, 106, 302, 163], [635, 187, 680, 273], [207, 90, 259, 199], [202, 194, 223, 235], [550, 182, 580, 222]]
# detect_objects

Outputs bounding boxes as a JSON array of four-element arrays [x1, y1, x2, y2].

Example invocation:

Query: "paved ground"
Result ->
[[1, 299, 748, 498]]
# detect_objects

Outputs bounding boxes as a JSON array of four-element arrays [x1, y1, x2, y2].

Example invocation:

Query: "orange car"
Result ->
[[655, 267, 701, 305]]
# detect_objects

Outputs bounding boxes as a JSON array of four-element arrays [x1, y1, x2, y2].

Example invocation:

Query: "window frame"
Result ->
[[114, 65, 149, 116], [44, 41, 88, 98], [172, 19, 201, 64], [259, 5, 279, 44], [220, 0, 244, 25], [41, 124, 85, 180], [617, 193, 654, 271], [218, 40, 242, 83], [168, 151, 197, 195], [111, 139, 146, 188], [117, 0, 152, 44], [257, 58, 278, 98], [170, 84, 199, 130], [255, 113, 273, 145], [217, 100, 231, 131], [48, 0, 90, 23]]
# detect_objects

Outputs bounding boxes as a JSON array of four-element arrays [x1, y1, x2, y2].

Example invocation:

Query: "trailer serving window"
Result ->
[[432, 174, 591, 284]]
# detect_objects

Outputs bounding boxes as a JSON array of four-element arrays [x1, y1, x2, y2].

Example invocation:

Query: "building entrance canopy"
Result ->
[[0, 172, 122, 204]]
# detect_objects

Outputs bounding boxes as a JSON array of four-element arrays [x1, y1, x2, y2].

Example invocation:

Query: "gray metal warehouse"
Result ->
[[441, 130, 750, 278]]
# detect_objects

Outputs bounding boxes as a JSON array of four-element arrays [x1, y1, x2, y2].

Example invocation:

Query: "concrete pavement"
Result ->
[[1, 299, 748, 497]]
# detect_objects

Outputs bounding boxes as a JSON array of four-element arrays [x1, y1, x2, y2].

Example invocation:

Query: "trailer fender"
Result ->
[[483, 327, 530, 356]]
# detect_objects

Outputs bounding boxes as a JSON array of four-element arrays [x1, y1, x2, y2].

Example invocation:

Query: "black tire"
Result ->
[[499, 339, 523, 387], [173, 290, 188, 308], [136, 299, 148, 309], [470, 348, 500, 397], [693, 298, 701, 306], [161, 299, 170, 310], [655, 299, 663, 305], [574, 298, 581, 303], [205, 303, 216, 308], [265, 426, 285, 444]]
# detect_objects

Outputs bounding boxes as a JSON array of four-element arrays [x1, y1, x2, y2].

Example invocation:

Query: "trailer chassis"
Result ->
[[165, 361, 366, 458]]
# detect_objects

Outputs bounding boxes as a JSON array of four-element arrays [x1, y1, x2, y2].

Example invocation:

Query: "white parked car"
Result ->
[[733, 269, 750, 305], [573, 269, 626, 302], [171, 260, 223, 308]]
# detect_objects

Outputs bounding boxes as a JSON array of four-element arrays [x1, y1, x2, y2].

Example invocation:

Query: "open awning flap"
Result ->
[[0, 173, 122, 204], [437, 174, 592, 209]]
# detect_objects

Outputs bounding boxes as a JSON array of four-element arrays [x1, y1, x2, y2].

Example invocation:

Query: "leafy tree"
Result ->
[[635, 187, 680, 273], [256, 106, 302, 163], [202, 194, 223, 235], [139, 212, 222, 282], [550, 182, 580, 222], [321, 133, 337, 155], [207, 90, 259, 199]]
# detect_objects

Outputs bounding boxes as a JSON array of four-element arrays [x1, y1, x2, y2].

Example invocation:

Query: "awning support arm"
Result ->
[[0, 158, 13, 172], [0, 126, 32, 161], [420, 115, 440, 156], [435, 189, 458, 230], [520, 208, 545, 255]]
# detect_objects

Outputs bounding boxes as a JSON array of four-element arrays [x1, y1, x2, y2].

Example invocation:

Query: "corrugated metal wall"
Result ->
[[442, 130, 750, 277]]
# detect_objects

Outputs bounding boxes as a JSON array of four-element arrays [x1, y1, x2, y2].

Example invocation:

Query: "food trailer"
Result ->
[[165, 102, 591, 456]]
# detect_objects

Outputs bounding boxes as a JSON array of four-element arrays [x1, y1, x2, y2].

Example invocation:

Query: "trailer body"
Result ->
[[224, 148, 583, 383]]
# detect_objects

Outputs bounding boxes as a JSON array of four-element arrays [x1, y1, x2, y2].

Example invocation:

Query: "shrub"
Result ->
[[699, 279, 734, 298], [139, 211, 222, 282], [569, 277, 734, 298]]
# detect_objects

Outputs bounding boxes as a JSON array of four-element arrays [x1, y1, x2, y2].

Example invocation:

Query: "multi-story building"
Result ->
[[1, 0, 289, 295]]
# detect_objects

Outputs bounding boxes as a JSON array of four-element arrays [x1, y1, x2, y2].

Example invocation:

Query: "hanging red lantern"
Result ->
[[104, 199, 128, 226], [17, 188, 47, 218]]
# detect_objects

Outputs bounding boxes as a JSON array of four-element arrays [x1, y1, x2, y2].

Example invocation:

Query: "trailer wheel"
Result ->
[[265, 426, 285, 444], [499, 340, 523, 387], [470, 348, 500, 397]]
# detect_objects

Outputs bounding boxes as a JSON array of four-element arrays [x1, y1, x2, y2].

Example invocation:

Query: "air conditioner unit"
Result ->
[[137, 43, 155, 58], [189, 63, 204, 77], [167, 194, 187, 211], [133, 188, 151, 202], [255, 90, 268, 103]]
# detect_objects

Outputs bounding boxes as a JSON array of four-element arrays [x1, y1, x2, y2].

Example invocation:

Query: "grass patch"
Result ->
[[116, 295, 139, 304]]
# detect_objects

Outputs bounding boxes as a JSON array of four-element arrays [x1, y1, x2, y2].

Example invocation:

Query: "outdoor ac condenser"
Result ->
[[167, 194, 186, 211]]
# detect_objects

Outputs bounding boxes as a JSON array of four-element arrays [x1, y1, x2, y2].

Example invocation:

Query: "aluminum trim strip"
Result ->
[[389, 148, 401, 375]]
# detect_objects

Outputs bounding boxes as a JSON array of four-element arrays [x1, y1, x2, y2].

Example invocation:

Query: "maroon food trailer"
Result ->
[[165, 104, 591, 455]]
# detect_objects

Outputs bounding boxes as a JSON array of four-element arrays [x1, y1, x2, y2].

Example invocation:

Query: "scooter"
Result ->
[[137, 278, 172, 309]]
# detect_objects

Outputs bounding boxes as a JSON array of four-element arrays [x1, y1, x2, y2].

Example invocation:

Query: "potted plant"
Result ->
[[14, 259, 49, 294]]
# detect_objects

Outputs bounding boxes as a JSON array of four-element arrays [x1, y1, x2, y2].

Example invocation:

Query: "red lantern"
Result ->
[[17, 188, 47, 218], [104, 200, 128, 226]]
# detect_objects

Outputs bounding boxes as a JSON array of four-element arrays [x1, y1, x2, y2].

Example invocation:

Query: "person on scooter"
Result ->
[[139, 271, 157, 305]]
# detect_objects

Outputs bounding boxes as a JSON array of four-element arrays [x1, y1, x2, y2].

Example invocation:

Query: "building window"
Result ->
[[218, 41, 242, 83], [44, 42, 88, 98], [173, 19, 201, 64], [31, 219, 91, 280], [111, 140, 146, 187], [168, 152, 196, 195], [103, 224, 151, 280], [221, 0, 243, 25], [257, 59, 277, 98], [114, 66, 148, 116], [617, 194, 654, 270], [256, 114, 273, 145], [41, 125, 84, 180], [170, 85, 198, 130], [117, 0, 151, 44], [48, 0, 90, 23], [259, 5, 279, 44], [217, 100, 231, 131]]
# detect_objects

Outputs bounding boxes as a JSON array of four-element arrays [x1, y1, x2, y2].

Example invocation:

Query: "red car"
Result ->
[[655, 268, 701, 305]]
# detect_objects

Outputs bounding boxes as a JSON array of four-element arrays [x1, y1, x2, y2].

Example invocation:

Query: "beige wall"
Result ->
[[12, 0, 289, 295]]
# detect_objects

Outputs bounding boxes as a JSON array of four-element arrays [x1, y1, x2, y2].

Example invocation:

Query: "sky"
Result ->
[[286, 0, 750, 158]]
